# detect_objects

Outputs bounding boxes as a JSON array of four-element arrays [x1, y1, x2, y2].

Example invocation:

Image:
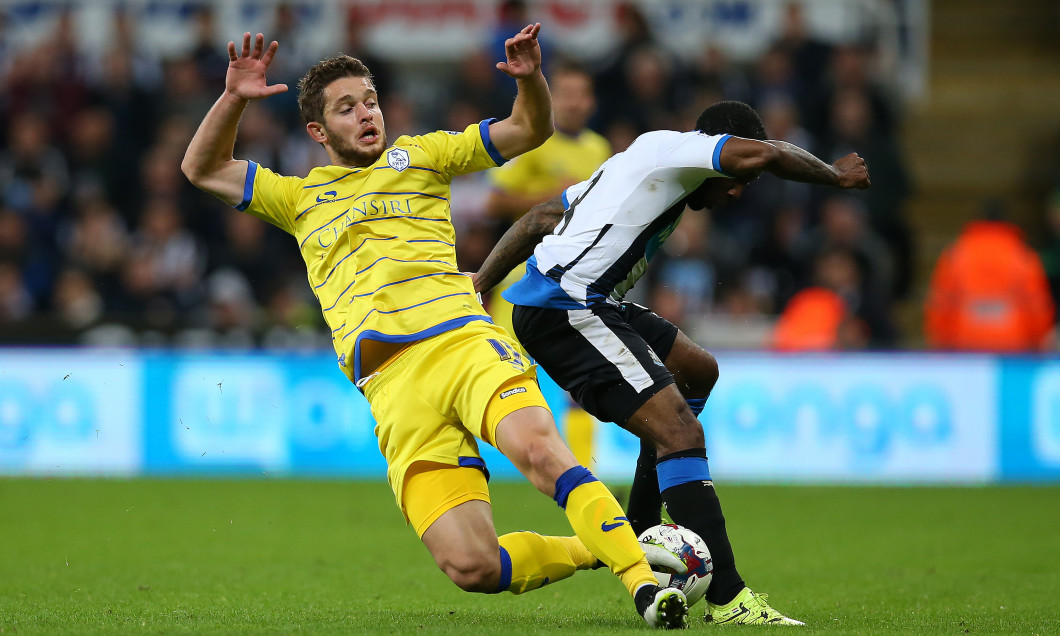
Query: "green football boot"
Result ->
[[704, 587, 805, 626]]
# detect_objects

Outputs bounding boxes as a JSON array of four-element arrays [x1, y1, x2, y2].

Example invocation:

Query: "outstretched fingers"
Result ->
[[240, 32, 251, 58], [261, 40, 279, 68], [251, 32, 264, 59], [228, 41, 237, 62]]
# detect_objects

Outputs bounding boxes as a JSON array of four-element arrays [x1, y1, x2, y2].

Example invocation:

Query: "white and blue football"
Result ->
[[638, 523, 713, 607]]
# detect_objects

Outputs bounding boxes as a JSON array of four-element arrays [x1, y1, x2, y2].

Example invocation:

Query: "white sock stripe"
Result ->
[[565, 309, 655, 393]]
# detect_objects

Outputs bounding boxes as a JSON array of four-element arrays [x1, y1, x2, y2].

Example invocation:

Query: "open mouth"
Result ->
[[359, 127, 379, 143]]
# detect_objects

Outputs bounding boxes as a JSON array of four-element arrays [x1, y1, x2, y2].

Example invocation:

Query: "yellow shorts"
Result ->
[[360, 320, 551, 525], [404, 462, 490, 537]]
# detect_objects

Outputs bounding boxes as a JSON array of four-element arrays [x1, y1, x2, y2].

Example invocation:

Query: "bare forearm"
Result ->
[[474, 197, 563, 293], [765, 140, 840, 186], [512, 72, 552, 142], [491, 71, 553, 160], [181, 91, 251, 204]]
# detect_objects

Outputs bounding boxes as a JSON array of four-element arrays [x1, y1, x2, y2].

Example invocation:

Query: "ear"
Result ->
[[306, 121, 327, 144]]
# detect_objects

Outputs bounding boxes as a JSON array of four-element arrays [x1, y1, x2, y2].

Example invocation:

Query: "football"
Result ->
[[637, 523, 713, 607]]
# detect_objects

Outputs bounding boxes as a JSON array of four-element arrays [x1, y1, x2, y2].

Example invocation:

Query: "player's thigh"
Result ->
[[363, 338, 488, 522], [623, 302, 718, 397], [405, 461, 494, 544], [409, 463, 502, 590], [492, 404, 578, 496], [446, 321, 551, 448], [512, 303, 674, 427]]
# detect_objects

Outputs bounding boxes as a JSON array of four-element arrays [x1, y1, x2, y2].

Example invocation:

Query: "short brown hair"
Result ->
[[296, 55, 373, 124]]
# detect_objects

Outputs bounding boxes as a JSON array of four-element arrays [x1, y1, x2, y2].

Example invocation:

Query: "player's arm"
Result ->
[[719, 137, 871, 189], [472, 194, 566, 293], [486, 23, 553, 160], [181, 33, 288, 205], [485, 180, 574, 221]]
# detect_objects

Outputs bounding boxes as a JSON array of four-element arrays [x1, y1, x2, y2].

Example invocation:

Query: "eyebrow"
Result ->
[[331, 90, 378, 108]]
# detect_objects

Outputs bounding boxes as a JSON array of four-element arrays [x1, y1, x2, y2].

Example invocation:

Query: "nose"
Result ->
[[727, 184, 745, 200], [356, 103, 373, 121]]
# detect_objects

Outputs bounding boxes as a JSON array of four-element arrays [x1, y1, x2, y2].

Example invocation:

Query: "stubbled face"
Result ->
[[315, 76, 386, 167]]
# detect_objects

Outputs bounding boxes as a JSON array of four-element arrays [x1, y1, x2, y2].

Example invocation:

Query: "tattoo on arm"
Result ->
[[767, 140, 839, 186]]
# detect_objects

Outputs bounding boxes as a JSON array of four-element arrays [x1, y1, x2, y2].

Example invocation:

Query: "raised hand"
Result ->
[[496, 23, 543, 79], [833, 152, 871, 189], [226, 32, 288, 101]]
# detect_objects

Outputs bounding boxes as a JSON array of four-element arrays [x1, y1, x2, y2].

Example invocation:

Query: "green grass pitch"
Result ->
[[1, 479, 1057, 634]]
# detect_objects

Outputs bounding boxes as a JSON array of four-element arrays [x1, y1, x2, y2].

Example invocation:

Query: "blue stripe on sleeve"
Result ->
[[712, 134, 733, 177], [561, 189, 569, 210], [687, 398, 707, 417], [479, 118, 506, 166], [235, 161, 258, 211], [657, 456, 711, 491]]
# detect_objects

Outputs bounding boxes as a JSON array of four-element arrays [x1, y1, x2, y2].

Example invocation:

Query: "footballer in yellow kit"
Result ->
[[181, 28, 687, 628], [240, 120, 543, 523]]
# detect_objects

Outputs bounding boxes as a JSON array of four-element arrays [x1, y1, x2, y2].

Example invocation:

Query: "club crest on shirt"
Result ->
[[387, 148, 410, 172]]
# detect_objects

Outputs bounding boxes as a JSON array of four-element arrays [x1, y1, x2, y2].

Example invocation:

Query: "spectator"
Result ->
[[926, 212, 1055, 352], [821, 85, 913, 298], [52, 267, 104, 329], [772, 249, 872, 351], [801, 194, 894, 300], [63, 195, 129, 308], [0, 260, 32, 322]]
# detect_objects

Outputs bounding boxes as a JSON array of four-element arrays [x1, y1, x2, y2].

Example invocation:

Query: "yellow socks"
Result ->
[[554, 467, 658, 598], [497, 532, 595, 594]]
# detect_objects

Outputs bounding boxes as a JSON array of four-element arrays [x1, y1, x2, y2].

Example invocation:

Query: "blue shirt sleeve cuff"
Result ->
[[478, 118, 506, 166], [712, 134, 734, 178], [235, 160, 258, 211]]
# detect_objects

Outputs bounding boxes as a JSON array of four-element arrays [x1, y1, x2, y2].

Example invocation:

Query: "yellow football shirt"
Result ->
[[237, 120, 505, 383], [487, 127, 611, 221]]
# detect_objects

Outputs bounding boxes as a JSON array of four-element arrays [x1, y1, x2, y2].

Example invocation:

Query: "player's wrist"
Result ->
[[221, 89, 252, 106]]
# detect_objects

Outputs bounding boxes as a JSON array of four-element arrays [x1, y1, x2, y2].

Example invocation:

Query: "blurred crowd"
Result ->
[[0, 2, 918, 350]]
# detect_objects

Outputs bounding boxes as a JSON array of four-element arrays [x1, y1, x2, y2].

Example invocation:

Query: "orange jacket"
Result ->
[[772, 287, 848, 351], [925, 221, 1054, 351]]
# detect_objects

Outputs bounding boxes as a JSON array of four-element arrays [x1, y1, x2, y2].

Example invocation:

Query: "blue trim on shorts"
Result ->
[[458, 456, 491, 482], [552, 466, 597, 509], [493, 547, 513, 593], [687, 398, 707, 417], [657, 456, 711, 491]]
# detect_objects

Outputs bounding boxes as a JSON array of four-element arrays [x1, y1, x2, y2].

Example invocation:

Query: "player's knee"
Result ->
[[439, 552, 501, 593], [700, 351, 720, 392], [655, 403, 705, 452], [521, 433, 563, 481], [671, 410, 705, 448], [686, 350, 719, 398]]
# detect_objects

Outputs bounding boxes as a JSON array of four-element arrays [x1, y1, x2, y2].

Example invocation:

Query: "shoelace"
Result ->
[[744, 592, 783, 619]]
